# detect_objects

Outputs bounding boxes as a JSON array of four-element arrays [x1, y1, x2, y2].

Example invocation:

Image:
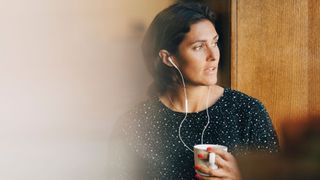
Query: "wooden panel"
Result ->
[[231, 0, 320, 143], [308, 0, 320, 118]]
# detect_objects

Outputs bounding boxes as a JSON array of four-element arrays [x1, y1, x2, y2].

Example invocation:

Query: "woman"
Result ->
[[113, 2, 279, 179]]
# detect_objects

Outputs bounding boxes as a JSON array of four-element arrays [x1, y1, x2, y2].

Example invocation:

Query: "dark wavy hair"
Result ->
[[141, 2, 216, 97]]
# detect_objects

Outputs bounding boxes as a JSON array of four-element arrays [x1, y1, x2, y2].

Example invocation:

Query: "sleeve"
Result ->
[[248, 100, 280, 153]]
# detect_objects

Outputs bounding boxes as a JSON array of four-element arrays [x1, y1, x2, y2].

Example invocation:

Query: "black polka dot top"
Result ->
[[113, 88, 279, 179]]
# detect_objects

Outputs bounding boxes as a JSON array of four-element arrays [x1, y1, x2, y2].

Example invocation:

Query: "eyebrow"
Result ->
[[190, 35, 219, 45]]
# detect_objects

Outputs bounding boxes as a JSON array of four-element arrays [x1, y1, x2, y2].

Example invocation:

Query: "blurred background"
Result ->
[[0, 0, 173, 179], [0, 0, 319, 179]]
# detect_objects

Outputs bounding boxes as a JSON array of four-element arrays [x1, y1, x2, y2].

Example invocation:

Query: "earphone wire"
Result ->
[[201, 86, 211, 144], [172, 64, 193, 152], [169, 58, 211, 153]]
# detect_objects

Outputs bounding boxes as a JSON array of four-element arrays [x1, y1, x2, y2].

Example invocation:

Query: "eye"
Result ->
[[193, 44, 204, 51], [211, 41, 218, 47]]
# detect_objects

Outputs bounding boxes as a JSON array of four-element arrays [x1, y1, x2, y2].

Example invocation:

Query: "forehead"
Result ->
[[183, 20, 218, 44]]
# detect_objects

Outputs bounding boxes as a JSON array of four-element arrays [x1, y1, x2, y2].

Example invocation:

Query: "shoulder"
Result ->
[[224, 88, 260, 102], [117, 97, 161, 127], [111, 97, 160, 139], [125, 96, 161, 118], [222, 88, 267, 113]]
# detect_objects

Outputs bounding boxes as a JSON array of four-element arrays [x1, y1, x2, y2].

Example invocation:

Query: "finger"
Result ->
[[197, 153, 209, 160], [207, 147, 233, 161], [208, 168, 226, 178], [195, 174, 221, 180], [195, 164, 211, 175], [195, 164, 225, 177], [213, 156, 242, 180], [215, 155, 228, 168]]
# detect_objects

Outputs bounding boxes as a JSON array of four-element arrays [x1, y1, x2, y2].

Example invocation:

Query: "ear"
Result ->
[[159, 49, 176, 67]]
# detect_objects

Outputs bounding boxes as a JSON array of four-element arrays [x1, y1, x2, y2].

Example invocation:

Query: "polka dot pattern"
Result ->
[[116, 88, 279, 179]]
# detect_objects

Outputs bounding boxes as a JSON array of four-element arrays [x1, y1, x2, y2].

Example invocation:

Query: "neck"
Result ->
[[164, 85, 217, 113]]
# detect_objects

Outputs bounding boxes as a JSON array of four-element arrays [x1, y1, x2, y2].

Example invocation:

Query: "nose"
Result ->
[[206, 44, 218, 61]]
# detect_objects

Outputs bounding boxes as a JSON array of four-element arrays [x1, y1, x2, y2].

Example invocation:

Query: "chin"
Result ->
[[191, 76, 218, 86], [198, 79, 217, 86], [207, 81, 217, 86], [206, 76, 218, 85]]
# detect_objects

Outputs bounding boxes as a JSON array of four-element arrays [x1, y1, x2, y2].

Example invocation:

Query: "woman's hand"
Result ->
[[194, 147, 242, 180]]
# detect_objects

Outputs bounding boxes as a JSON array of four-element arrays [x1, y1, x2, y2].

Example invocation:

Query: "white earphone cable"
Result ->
[[169, 57, 211, 153], [201, 86, 211, 144], [171, 63, 193, 152]]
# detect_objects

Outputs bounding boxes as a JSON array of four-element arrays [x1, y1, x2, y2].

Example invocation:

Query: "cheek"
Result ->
[[182, 59, 204, 77], [215, 47, 220, 58], [186, 51, 207, 63], [177, 49, 208, 73], [179, 50, 200, 66]]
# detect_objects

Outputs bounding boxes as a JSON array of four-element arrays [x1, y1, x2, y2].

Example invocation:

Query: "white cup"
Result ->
[[194, 144, 228, 176]]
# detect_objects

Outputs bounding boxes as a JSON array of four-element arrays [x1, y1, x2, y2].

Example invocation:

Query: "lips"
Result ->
[[205, 66, 217, 71], [204, 66, 217, 75]]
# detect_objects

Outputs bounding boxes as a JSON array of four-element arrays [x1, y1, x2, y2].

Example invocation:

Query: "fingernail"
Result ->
[[197, 154, 204, 159], [195, 174, 200, 179], [207, 147, 213, 151], [194, 165, 200, 170]]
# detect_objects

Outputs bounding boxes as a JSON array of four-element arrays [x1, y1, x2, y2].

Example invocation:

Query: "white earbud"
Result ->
[[168, 57, 178, 69], [159, 53, 211, 152], [167, 56, 192, 152]]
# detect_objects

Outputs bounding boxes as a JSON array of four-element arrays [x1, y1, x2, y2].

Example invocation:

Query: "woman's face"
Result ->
[[174, 19, 220, 86]]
